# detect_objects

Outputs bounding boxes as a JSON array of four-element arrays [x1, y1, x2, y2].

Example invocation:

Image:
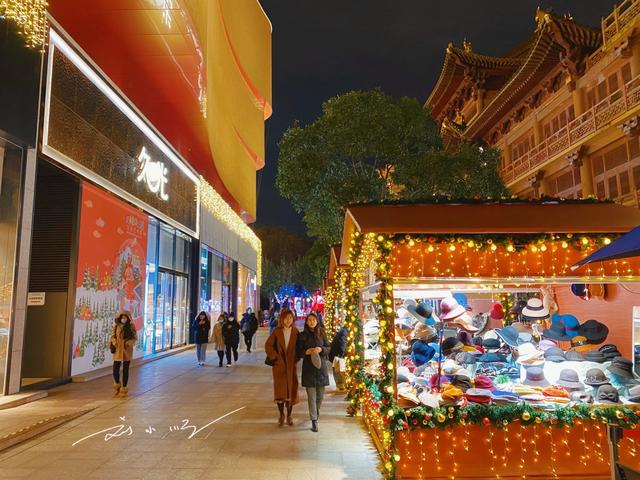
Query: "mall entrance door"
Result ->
[[154, 270, 188, 352]]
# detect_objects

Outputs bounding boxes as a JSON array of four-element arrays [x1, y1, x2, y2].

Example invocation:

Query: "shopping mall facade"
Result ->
[[0, 1, 271, 395]]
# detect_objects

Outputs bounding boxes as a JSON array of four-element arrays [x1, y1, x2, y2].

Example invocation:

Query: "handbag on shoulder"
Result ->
[[265, 337, 278, 366]]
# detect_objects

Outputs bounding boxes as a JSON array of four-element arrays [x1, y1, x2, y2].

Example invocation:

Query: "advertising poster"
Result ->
[[71, 182, 147, 375]]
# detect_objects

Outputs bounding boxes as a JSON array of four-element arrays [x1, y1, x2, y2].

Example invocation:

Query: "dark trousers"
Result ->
[[225, 344, 238, 364], [243, 332, 254, 351], [217, 350, 225, 365], [113, 361, 130, 386]]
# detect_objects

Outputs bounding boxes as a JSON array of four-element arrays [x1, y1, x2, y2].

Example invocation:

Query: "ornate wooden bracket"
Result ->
[[567, 145, 587, 169], [618, 115, 640, 137], [527, 170, 545, 189]]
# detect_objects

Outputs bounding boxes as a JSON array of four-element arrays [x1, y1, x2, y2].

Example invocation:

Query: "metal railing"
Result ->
[[501, 74, 640, 184]]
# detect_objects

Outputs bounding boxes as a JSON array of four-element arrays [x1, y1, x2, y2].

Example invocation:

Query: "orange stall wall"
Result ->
[[394, 423, 640, 479]]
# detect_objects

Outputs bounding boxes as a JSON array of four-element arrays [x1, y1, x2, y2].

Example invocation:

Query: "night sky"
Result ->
[[256, 1, 617, 234]]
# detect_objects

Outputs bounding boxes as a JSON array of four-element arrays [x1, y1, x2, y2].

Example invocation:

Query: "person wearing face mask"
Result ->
[[297, 313, 330, 432], [212, 314, 226, 367], [110, 311, 137, 396], [265, 308, 300, 426], [192, 311, 211, 366]]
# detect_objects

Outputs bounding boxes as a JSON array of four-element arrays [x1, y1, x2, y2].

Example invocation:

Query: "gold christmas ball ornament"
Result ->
[[502, 419, 509, 426], [616, 410, 625, 420], [436, 413, 446, 423], [448, 407, 455, 413], [535, 417, 542, 424], [522, 411, 531, 421]]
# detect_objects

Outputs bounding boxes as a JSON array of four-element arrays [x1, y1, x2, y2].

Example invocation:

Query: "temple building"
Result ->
[[426, 1, 640, 203]]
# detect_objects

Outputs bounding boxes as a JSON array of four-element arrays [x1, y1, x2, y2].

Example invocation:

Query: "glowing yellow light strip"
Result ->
[[0, 0, 48, 50], [199, 177, 262, 284]]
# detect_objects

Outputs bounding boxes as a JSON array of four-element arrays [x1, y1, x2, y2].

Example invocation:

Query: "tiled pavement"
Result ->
[[0, 329, 381, 479]]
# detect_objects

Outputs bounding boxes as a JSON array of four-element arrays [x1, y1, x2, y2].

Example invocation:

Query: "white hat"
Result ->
[[516, 342, 544, 366], [521, 298, 550, 320]]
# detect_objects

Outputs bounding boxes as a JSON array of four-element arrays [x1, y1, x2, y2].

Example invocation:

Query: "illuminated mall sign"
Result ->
[[136, 146, 169, 201], [42, 29, 199, 236]]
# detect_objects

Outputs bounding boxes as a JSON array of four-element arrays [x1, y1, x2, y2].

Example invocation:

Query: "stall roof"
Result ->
[[340, 203, 640, 264], [328, 244, 349, 282]]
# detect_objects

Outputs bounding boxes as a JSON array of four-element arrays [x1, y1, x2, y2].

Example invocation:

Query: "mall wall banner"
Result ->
[[71, 182, 147, 375]]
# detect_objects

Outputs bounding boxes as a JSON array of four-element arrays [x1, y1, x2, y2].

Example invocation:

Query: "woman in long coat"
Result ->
[[265, 308, 299, 426], [211, 314, 226, 367], [110, 311, 137, 397]]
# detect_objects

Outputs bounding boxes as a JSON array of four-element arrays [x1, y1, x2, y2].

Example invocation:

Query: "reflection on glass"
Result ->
[[0, 142, 23, 393]]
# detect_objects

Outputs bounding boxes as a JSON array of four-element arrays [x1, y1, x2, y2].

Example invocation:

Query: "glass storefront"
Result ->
[[145, 218, 191, 354], [0, 139, 23, 392], [237, 263, 257, 315], [200, 246, 236, 320]]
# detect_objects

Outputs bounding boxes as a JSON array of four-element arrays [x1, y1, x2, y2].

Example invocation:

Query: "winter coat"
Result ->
[[192, 316, 211, 344], [268, 313, 278, 334], [265, 327, 300, 404], [211, 322, 225, 351], [329, 327, 348, 361], [222, 320, 240, 347], [240, 313, 258, 334], [111, 321, 137, 362], [297, 326, 330, 388]]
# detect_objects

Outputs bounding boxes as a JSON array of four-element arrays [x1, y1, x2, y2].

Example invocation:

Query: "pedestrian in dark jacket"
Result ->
[[240, 308, 259, 352], [297, 313, 330, 432], [222, 312, 240, 367], [328, 326, 348, 390], [192, 311, 211, 366], [269, 308, 279, 334]]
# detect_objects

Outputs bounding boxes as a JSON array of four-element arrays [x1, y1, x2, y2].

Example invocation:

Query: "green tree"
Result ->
[[276, 89, 507, 245]]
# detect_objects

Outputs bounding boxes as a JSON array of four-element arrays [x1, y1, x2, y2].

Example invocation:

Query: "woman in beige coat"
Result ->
[[110, 311, 137, 396], [265, 308, 299, 426], [212, 314, 226, 367]]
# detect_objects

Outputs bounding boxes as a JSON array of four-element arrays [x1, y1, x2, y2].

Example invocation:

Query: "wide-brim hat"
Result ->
[[599, 344, 622, 360], [555, 314, 580, 338], [473, 374, 495, 390], [465, 388, 492, 403], [450, 312, 479, 332], [440, 297, 467, 321], [442, 337, 464, 356], [415, 301, 438, 326], [543, 320, 570, 342], [478, 352, 507, 363], [596, 384, 620, 404], [482, 337, 500, 350], [544, 347, 566, 363], [495, 326, 520, 347], [627, 384, 640, 403], [414, 323, 437, 341], [418, 391, 441, 409], [584, 350, 607, 363], [571, 283, 590, 300], [577, 319, 609, 345], [523, 367, 550, 387], [607, 357, 635, 379], [452, 293, 471, 311], [584, 368, 610, 386], [521, 298, 549, 320]]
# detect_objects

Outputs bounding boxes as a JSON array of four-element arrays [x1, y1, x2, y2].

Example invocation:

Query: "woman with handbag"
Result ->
[[110, 311, 137, 396], [264, 308, 299, 426], [297, 312, 330, 432]]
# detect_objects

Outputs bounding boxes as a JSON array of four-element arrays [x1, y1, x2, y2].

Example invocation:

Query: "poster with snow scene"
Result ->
[[71, 182, 148, 376]]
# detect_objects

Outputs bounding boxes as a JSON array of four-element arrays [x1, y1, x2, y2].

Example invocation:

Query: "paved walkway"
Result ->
[[0, 329, 381, 479]]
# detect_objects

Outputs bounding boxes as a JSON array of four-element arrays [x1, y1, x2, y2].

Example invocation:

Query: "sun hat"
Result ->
[[571, 283, 590, 300], [577, 319, 609, 345], [450, 312, 480, 332], [570, 336, 592, 352], [607, 357, 636, 379], [453, 293, 472, 311], [555, 314, 580, 338], [556, 369, 584, 391], [465, 388, 492, 403], [510, 300, 528, 314], [440, 297, 467, 321], [483, 330, 499, 340], [565, 350, 585, 362], [414, 323, 437, 342], [538, 339, 558, 351], [474, 374, 495, 390], [599, 344, 622, 360], [482, 338, 501, 350], [497, 365, 521, 378], [440, 384, 464, 404], [415, 301, 438, 326], [570, 391, 594, 403], [523, 366, 550, 387], [495, 325, 520, 347], [418, 391, 441, 409], [478, 352, 508, 363], [596, 384, 620, 404], [491, 390, 520, 404], [584, 368, 610, 386], [454, 368, 472, 379], [489, 303, 505, 320], [627, 384, 640, 403], [543, 317, 571, 341], [442, 337, 464, 355], [521, 298, 550, 321], [544, 347, 565, 363], [442, 359, 462, 375], [398, 388, 421, 407], [543, 385, 570, 398], [584, 350, 607, 363], [516, 342, 544, 366]]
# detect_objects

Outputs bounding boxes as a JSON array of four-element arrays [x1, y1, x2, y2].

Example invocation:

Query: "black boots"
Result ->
[[311, 420, 318, 432]]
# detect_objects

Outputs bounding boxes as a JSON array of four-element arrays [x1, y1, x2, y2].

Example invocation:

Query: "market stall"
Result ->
[[324, 244, 350, 340], [338, 199, 640, 479]]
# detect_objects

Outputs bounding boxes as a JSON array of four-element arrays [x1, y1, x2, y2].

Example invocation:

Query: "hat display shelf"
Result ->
[[338, 201, 640, 480]]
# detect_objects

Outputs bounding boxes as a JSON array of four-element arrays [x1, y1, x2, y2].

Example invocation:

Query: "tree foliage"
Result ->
[[276, 89, 507, 245]]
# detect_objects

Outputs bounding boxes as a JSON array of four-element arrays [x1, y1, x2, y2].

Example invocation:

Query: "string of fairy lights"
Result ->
[[0, 0, 48, 50], [339, 228, 640, 480]]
